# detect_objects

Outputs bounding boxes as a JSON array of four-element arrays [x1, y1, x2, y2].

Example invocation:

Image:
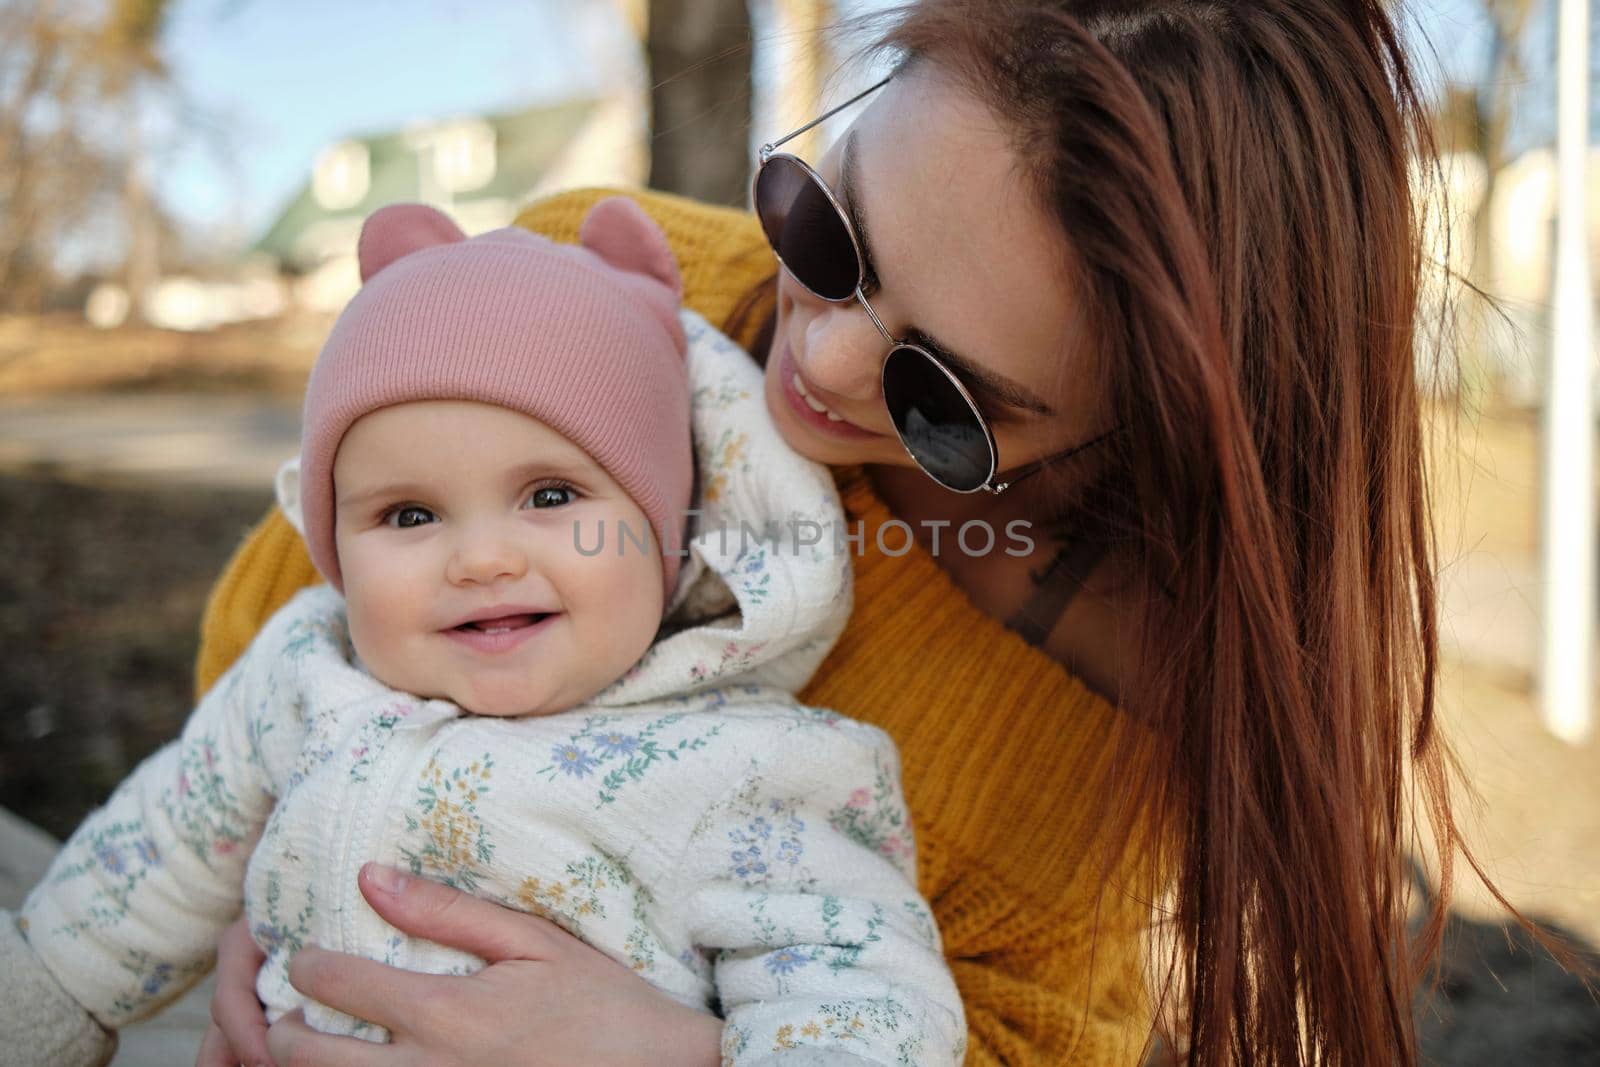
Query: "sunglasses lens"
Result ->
[[755, 157, 860, 301], [882, 347, 995, 492]]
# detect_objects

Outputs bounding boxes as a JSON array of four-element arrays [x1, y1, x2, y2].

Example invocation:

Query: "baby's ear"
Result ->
[[578, 197, 685, 345], [358, 203, 466, 282], [275, 456, 305, 535]]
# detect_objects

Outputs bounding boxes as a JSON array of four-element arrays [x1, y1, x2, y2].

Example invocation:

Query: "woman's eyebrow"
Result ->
[[840, 132, 881, 292], [841, 131, 1058, 419], [903, 329, 1059, 417]]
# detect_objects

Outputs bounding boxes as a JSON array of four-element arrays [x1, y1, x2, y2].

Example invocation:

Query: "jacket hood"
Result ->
[[587, 309, 851, 705]]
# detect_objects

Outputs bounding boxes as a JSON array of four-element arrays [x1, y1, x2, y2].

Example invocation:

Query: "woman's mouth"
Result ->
[[776, 343, 883, 441], [792, 367, 846, 422]]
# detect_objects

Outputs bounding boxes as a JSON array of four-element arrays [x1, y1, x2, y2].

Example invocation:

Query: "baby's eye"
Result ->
[[524, 485, 577, 509], [384, 505, 437, 528]]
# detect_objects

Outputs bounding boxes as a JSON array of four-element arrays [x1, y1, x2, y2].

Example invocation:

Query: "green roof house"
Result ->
[[256, 95, 644, 310]]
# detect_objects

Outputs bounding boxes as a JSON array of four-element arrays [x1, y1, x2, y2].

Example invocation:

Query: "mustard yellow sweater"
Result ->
[[195, 188, 1152, 1066]]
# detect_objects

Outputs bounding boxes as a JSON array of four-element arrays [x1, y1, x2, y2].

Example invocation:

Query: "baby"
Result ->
[[1, 198, 965, 1066]]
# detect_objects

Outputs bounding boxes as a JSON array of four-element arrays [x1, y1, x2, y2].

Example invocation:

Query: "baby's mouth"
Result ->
[[453, 613, 549, 634]]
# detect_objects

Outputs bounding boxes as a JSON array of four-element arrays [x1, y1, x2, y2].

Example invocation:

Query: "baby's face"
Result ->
[[332, 400, 665, 717]]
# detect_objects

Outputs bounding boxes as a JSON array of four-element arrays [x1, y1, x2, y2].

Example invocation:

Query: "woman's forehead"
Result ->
[[846, 70, 1078, 393]]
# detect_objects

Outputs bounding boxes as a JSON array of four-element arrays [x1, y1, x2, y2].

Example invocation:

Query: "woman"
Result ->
[[194, 1, 1466, 1063]]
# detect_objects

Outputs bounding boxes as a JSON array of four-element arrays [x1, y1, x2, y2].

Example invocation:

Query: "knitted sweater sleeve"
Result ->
[[922, 830, 1153, 1067]]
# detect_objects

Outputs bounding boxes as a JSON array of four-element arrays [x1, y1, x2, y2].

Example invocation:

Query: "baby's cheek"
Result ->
[[597, 559, 663, 652], [342, 588, 413, 686], [342, 604, 388, 673]]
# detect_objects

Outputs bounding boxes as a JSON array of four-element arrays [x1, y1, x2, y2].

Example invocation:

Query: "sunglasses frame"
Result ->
[[754, 78, 1014, 495]]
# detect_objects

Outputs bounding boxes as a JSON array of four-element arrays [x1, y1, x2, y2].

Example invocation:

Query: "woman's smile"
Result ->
[[773, 339, 885, 441]]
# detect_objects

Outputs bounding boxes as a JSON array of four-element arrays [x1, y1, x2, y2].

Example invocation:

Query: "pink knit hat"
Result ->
[[299, 197, 692, 599]]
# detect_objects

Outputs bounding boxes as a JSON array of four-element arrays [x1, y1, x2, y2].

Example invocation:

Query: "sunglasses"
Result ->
[[753, 76, 1112, 494]]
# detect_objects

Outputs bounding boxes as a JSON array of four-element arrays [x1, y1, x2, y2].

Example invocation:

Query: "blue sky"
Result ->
[[147, 0, 1506, 250], [157, 0, 634, 241]]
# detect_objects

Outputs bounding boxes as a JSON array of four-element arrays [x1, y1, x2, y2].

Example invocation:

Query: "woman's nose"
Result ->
[[793, 296, 887, 402], [446, 524, 529, 586]]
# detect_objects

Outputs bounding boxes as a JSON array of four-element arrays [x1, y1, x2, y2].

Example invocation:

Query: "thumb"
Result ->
[[357, 863, 566, 964]]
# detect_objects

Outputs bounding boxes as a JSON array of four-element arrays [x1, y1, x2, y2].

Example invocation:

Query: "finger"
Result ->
[[211, 919, 271, 1066], [286, 945, 453, 1033], [196, 1023, 250, 1067], [357, 862, 568, 963], [265, 1009, 391, 1067]]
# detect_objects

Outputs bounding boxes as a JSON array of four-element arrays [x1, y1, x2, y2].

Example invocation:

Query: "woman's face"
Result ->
[[762, 66, 1102, 484]]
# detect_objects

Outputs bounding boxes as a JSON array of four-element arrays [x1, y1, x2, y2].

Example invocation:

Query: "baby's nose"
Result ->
[[446, 525, 529, 586]]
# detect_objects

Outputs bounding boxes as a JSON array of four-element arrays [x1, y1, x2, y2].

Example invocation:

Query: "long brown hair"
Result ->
[[873, 1, 1488, 1062]]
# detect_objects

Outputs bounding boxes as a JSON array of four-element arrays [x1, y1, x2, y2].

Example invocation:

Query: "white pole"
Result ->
[[1540, 0, 1595, 743]]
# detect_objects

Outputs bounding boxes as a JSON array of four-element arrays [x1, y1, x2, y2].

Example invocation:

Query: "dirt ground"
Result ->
[[1, 316, 1596, 1061], [0, 472, 271, 838]]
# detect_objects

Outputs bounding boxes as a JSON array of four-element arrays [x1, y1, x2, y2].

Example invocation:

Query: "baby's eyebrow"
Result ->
[[508, 459, 601, 485], [337, 482, 427, 509]]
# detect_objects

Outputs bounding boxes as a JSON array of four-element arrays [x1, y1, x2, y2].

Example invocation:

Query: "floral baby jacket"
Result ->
[[13, 311, 965, 1067]]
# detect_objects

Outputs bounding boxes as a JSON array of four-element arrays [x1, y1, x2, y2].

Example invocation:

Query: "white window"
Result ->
[[430, 120, 497, 194], [313, 141, 371, 210]]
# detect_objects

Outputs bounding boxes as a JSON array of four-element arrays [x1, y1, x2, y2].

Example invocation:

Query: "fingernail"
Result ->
[[365, 863, 408, 895]]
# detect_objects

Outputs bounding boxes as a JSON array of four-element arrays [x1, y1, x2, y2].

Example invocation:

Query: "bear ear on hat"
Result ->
[[578, 197, 686, 351], [358, 203, 467, 282], [579, 197, 682, 297]]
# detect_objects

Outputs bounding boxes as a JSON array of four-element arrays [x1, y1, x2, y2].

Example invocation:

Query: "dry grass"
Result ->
[[0, 312, 329, 398]]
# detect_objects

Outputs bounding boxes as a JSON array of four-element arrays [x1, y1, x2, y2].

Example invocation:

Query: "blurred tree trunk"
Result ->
[[105, 0, 171, 325], [122, 97, 160, 324], [646, 0, 753, 206]]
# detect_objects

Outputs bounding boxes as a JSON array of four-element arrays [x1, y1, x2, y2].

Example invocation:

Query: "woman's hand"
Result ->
[[197, 915, 271, 1067], [255, 863, 721, 1067]]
